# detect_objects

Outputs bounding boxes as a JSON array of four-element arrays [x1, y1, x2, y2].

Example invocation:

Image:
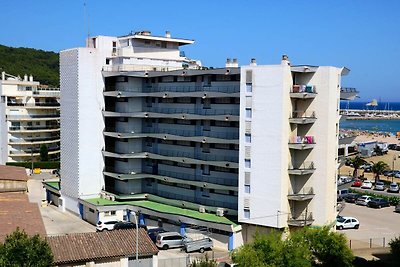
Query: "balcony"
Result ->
[[8, 125, 60, 133], [289, 111, 317, 124], [7, 102, 60, 108], [287, 187, 315, 201], [9, 146, 60, 157], [290, 85, 317, 99], [9, 137, 60, 145], [288, 136, 315, 150], [6, 114, 60, 121], [287, 212, 314, 227], [145, 107, 239, 116], [288, 161, 315, 175]]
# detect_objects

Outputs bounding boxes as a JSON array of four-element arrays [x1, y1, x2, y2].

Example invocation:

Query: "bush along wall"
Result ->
[[6, 161, 60, 169]]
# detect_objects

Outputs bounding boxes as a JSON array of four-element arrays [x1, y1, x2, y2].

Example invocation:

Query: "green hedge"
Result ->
[[349, 188, 400, 205], [6, 161, 60, 169]]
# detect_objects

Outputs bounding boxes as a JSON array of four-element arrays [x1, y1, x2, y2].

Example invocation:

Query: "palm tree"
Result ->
[[348, 156, 367, 178], [371, 161, 389, 184]]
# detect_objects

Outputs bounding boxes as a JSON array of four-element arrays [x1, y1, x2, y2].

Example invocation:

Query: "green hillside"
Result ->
[[0, 45, 59, 87]]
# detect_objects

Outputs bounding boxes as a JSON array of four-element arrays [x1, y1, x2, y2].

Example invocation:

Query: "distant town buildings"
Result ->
[[60, 31, 350, 249], [0, 72, 60, 164]]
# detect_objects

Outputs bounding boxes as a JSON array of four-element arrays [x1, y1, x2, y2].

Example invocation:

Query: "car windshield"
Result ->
[[391, 184, 398, 187], [337, 217, 345, 222], [376, 182, 384, 185]]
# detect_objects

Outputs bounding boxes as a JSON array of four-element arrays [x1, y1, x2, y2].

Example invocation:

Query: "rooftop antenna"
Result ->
[[83, 1, 90, 46]]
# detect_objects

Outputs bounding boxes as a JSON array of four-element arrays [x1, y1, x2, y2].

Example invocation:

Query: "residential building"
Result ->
[[60, 31, 350, 249], [0, 72, 60, 164]]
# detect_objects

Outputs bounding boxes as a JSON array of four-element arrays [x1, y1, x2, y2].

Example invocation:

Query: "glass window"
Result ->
[[202, 188, 210, 197], [202, 165, 210, 175], [245, 134, 251, 143], [244, 209, 250, 219], [245, 159, 251, 168], [245, 108, 252, 119], [246, 83, 252, 93], [245, 185, 250, 193]]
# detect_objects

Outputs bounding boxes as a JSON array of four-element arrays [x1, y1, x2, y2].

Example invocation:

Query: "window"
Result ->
[[27, 122, 32, 126], [244, 209, 250, 219], [245, 134, 251, 143], [245, 108, 252, 119], [245, 159, 251, 168], [245, 185, 251, 193], [202, 165, 210, 175], [36, 122, 41, 126], [246, 83, 252, 93], [89, 208, 95, 213], [202, 188, 210, 197], [202, 143, 210, 153], [105, 58, 110, 65], [203, 120, 210, 131], [111, 211, 116, 215]]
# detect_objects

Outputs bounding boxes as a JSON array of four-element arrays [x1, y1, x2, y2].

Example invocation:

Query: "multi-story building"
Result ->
[[59, 31, 350, 250], [0, 72, 60, 164]]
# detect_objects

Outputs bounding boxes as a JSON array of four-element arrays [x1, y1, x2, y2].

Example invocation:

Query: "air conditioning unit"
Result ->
[[216, 208, 224, 217], [106, 195, 112, 200], [110, 196, 115, 201], [199, 206, 206, 213], [100, 192, 106, 199]]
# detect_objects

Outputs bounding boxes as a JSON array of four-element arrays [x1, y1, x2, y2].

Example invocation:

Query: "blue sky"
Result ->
[[1, 0, 399, 101]]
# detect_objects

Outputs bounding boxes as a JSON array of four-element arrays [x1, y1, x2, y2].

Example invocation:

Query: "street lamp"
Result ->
[[393, 155, 397, 183], [132, 211, 139, 266]]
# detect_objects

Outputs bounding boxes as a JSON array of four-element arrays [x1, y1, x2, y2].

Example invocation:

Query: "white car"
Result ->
[[96, 220, 120, 232], [355, 195, 372, 206], [361, 180, 373, 189], [336, 216, 360, 230]]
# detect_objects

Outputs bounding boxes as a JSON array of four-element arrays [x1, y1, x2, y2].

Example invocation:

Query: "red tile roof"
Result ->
[[0, 165, 29, 181], [47, 228, 158, 265], [0, 192, 46, 243]]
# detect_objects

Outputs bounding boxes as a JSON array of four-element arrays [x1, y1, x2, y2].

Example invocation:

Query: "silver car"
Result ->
[[355, 195, 372, 206], [388, 183, 399, 193], [156, 232, 186, 250], [374, 181, 385, 191]]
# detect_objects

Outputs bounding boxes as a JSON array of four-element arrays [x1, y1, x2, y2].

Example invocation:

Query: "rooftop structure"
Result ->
[[0, 72, 60, 164]]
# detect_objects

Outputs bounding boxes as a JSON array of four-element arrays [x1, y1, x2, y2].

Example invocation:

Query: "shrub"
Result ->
[[389, 236, 400, 260], [6, 161, 60, 169]]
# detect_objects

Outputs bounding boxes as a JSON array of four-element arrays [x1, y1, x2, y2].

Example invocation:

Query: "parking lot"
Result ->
[[339, 200, 400, 248]]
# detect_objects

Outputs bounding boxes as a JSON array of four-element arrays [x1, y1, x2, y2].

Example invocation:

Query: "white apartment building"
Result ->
[[59, 30, 350, 250], [0, 72, 60, 164]]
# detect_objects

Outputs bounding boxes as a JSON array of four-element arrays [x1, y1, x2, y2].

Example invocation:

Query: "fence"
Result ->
[[348, 237, 391, 250]]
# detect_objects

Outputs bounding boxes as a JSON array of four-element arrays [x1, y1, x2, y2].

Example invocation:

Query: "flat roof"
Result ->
[[0, 165, 28, 181], [118, 33, 194, 46], [83, 198, 237, 226]]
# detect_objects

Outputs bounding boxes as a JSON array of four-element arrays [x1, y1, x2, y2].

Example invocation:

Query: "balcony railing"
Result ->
[[288, 187, 315, 201], [106, 85, 240, 94], [9, 146, 60, 155], [288, 161, 315, 175], [8, 125, 60, 131], [145, 107, 240, 116], [7, 102, 60, 107], [290, 85, 317, 99], [288, 136, 316, 150], [157, 149, 238, 162], [7, 114, 60, 120], [289, 111, 317, 124], [9, 137, 60, 143], [287, 212, 314, 226]]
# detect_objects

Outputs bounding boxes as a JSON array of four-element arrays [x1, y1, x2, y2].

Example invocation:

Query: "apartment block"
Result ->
[[60, 31, 349, 249], [0, 72, 60, 164]]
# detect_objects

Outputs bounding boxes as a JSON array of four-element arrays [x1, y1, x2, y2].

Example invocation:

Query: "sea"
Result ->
[[339, 101, 400, 134]]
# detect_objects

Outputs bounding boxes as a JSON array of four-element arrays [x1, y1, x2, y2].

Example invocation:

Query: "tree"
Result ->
[[40, 144, 48, 162], [232, 227, 354, 267], [389, 235, 400, 261], [232, 231, 312, 267], [371, 161, 389, 184], [190, 253, 218, 267], [0, 228, 53, 267], [348, 156, 367, 178]]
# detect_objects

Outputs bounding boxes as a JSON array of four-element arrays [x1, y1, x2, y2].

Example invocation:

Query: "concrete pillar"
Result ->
[[228, 232, 234, 251], [344, 144, 349, 157], [180, 222, 186, 236], [79, 203, 84, 219], [139, 213, 145, 225]]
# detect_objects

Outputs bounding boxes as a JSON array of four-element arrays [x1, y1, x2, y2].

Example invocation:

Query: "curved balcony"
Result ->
[[290, 85, 317, 99], [145, 107, 240, 116], [9, 137, 60, 145], [288, 136, 315, 150], [289, 111, 317, 124], [288, 161, 315, 175], [7, 114, 60, 121], [9, 147, 60, 157], [287, 212, 314, 226], [287, 187, 315, 201], [7, 102, 60, 109], [8, 125, 60, 133]]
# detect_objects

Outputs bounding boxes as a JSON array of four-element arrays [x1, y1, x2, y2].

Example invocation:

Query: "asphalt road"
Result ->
[[338, 201, 400, 249]]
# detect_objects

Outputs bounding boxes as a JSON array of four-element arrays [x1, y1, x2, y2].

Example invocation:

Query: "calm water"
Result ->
[[340, 102, 400, 134]]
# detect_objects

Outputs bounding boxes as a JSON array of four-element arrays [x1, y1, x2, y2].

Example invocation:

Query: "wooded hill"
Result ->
[[0, 44, 59, 87]]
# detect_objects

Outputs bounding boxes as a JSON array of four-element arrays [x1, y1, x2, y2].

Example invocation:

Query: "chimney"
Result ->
[[165, 31, 171, 38], [281, 54, 290, 66], [1, 72, 5, 80], [29, 75, 33, 82], [225, 58, 232, 68], [24, 74, 28, 81], [231, 58, 238, 68], [250, 58, 257, 66]]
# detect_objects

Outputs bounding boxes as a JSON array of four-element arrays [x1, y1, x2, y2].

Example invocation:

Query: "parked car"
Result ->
[[337, 189, 349, 201], [374, 181, 385, 191], [96, 220, 120, 232], [352, 179, 362, 187], [367, 198, 390, 208], [52, 168, 60, 176], [336, 216, 360, 230], [388, 144, 397, 150], [156, 232, 186, 250], [147, 228, 166, 243], [356, 195, 372, 206], [361, 180, 373, 189], [113, 221, 147, 230], [344, 193, 361, 203], [388, 182, 400, 193], [184, 236, 213, 253]]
